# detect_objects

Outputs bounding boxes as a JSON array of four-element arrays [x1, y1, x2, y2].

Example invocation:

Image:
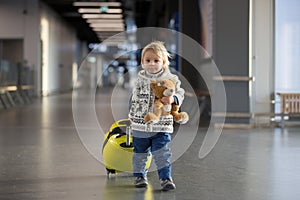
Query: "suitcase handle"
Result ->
[[118, 119, 131, 126], [119, 119, 132, 146], [126, 125, 131, 146]]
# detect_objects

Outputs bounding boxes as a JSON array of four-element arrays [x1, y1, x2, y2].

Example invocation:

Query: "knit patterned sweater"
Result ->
[[128, 69, 185, 133]]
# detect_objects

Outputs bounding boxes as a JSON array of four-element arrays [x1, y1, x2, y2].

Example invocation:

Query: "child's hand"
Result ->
[[161, 96, 174, 105]]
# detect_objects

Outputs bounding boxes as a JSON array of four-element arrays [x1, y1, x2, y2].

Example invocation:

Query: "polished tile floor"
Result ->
[[1, 86, 300, 200]]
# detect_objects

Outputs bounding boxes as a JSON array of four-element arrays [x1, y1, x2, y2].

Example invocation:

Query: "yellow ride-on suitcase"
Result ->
[[102, 119, 151, 176]]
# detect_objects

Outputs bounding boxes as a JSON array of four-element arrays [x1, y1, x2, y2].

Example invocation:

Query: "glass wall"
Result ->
[[275, 0, 300, 113]]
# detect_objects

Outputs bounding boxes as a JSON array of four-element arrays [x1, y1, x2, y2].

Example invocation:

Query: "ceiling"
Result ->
[[41, 0, 152, 44]]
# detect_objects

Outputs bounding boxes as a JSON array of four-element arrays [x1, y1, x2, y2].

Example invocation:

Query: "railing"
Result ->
[[0, 59, 34, 109]]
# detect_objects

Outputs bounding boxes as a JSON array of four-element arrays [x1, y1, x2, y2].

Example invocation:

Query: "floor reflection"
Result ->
[[1, 91, 300, 200], [103, 174, 176, 200]]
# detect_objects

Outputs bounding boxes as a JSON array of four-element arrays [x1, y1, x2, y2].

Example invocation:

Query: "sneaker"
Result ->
[[134, 176, 148, 188], [160, 178, 176, 191]]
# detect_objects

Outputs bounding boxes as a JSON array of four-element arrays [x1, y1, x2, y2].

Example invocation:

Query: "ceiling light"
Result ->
[[82, 14, 123, 19], [92, 27, 124, 32], [86, 19, 124, 24], [89, 23, 124, 28], [73, 2, 122, 7], [78, 8, 122, 14], [96, 31, 123, 34]]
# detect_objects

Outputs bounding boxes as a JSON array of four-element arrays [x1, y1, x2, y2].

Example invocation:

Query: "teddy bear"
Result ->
[[144, 79, 189, 124]]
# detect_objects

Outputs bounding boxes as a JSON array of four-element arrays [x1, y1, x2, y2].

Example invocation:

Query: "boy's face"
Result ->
[[142, 50, 164, 74]]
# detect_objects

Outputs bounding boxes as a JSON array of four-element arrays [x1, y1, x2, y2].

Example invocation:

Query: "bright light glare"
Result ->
[[41, 18, 49, 96], [73, 2, 121, 7], [82, 14, 123, 19], [78, 8, 122, 14]]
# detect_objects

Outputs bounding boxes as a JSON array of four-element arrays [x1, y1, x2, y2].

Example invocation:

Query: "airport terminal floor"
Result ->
[[1, 86, 300, 200]]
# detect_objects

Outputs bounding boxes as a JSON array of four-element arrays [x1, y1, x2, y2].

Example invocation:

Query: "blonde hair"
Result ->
[[141, 41, 171, 70]]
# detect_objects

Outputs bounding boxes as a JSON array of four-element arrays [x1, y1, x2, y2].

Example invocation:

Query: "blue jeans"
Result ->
[[132, 131, 172, 180]]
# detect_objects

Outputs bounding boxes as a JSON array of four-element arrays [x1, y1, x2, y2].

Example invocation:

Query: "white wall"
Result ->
[[0, 0, 27, 38], [250, 0, 274, 115], [0, 0, 78, 96], [0, 0, 40, 92], [40, 2, 77, 95]]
